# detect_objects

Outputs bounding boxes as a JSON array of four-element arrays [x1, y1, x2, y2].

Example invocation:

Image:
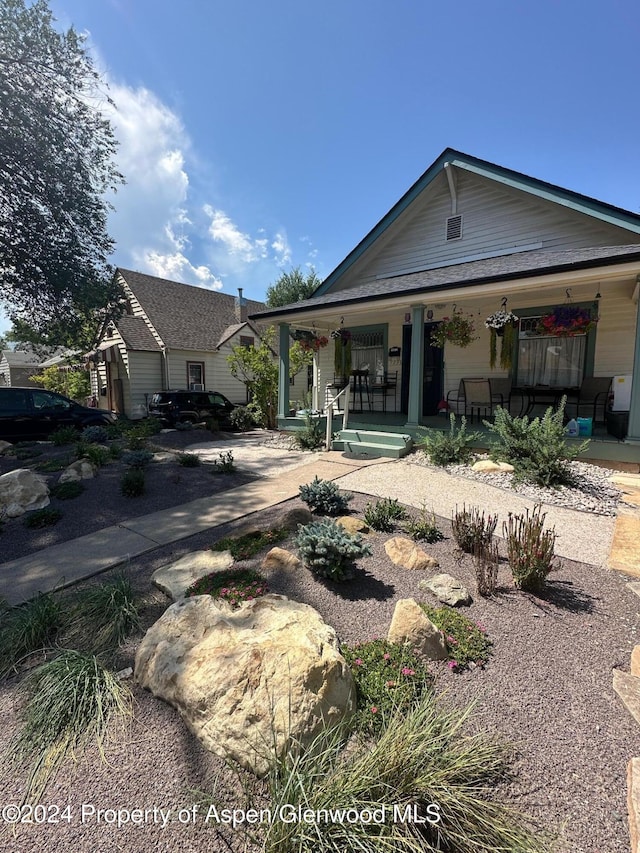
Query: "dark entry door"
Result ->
[[400, 323, 444, 416]]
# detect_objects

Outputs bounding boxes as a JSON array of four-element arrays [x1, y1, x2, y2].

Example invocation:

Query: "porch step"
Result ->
[[332, 429, 413, 459]]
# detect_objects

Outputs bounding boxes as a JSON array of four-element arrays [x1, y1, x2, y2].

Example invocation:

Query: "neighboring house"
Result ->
[[89, 269, 306, 419], [251, 148, 640, 448], [0, 350, 42, 387]]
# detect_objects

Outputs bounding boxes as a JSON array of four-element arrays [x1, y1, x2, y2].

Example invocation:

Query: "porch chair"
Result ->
[[567, 376, 612, 425], [488, 377, 522, 416], [446, 377, 485, 417], [463, 378, 494, 423], [370, 371, 398, 412]]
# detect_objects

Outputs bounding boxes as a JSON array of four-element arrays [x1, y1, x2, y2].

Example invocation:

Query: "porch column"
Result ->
[[406, 304, 425, 427], [278, 322, 290, 420], [626, 293, 640, 443]]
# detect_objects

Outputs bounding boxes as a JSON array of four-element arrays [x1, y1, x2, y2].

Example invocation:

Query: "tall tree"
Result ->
[[0, 0, 125, 349], [265, 267, 322, 308]]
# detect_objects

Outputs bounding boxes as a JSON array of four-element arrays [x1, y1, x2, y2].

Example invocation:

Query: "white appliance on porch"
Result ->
[[611, 375, 632, 411]]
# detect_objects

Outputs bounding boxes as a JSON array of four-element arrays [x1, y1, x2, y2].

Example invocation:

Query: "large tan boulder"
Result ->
[[471, 460, 514, 473], [261, 547, 301, 573], [59, 459, 97, 483], [384, 537, 439, 570], [387, 598, 448, 661], [152, 550, 234, 600], [278, 507, 313, 531], [0, 468, 49, 517], [135, 594, 355, 776], [336, 516, 369, 534]]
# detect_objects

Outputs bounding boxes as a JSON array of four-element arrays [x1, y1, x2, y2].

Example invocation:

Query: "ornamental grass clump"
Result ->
[[295, 518, 371, 582], [9, 650, 132, 804], [341, 639, 432, 735], [451, 504, 497, 554], [185, 568, 269, 608], [363, 497, 407, 532], [419, 412, 480, 466], [23, 508, 62, 529], [403, 503, 444, 543], [233, 692, 547, 853], [504, 504, 557, 592], [0, 594, 61, 677], [49, 481, 84, 500], [176, 451, 201, 467], [420, 604, 492, 672], [120, 467, 145, 497], [50, 426, 78, 446], [299, 476, 351, 515], [211, 527, 286, 560], [64, 574, 141, 654], [485, 398, 588, 487]]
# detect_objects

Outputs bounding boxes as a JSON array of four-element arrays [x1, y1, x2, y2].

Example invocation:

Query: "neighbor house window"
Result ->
[[187, 361, 205, 389], [516, 317, 586, 387], [240, 335, 254, 348]]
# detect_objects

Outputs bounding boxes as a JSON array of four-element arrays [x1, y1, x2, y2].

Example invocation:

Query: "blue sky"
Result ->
[[3, 0, 640, 334]]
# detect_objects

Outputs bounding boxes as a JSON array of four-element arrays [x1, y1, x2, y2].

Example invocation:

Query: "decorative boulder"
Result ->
[[152, 550, 234, 600], [261, 547, 301, 573], [387, 598, 448, 660], [135, 594, 355, 776], [0, 468, 49, 517], [0, 440, 13, 455], [59, 459, 97, 483], [471, 460, 514, 473], [419, 573, 472, 607], [384, 537, 439, 570], [336, 516, 369, 534], [278, 507, 313, 531]]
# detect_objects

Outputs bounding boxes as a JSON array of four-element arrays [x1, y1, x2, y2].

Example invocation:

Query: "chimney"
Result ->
[[235, 287, 247, 323]]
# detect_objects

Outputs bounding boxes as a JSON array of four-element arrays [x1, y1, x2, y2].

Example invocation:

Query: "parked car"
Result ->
[[147, 390, 237, 428], [0, 387, 118, 441]]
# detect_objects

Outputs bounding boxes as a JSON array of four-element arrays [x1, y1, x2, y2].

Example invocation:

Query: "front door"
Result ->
[[400, 323, 444, 416]]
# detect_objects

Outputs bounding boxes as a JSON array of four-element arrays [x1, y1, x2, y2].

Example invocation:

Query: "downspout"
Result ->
[[162, 347, 170, 390], [444, 161, 457, 215]]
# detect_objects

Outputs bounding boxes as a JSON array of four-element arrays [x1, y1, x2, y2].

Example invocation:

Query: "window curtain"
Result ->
[[517, 335, 586, 387], [351, 331, 385, 377]]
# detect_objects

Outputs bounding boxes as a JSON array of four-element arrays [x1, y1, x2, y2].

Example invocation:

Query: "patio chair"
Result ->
[[488, 377, 522, 415], [567, 376, 612, 424], [446, 378, 485, 417], [463, 378, 494, 423], [370, 371, 398, 412]]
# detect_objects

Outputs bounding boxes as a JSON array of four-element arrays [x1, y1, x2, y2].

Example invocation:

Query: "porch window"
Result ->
[[187, 361, 205, 390], [350, 329, 385, 377], [516, 317, 586, 387]]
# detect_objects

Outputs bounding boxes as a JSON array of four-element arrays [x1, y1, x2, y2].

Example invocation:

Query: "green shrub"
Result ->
[[65, 574, 141, 653], [9, 650, 132, 803], [299, 476, 351, 515], [50, 426, 78, 446], [50, 481, 84, 500], [211, 528, 287, 560], [293, 413, 324, 450], [246, 692, 547, 853], [0, 594, 61, 676], [341, 639, 432, 735], [451, 504, 497, 553], [120, 468, 145, 497], [176, 451, 201, 467], [81, 425, 109, 444], [363, 497, 407, 532], [211, 449, 235, 473], [15, 445, 42, 460], [403, 504, 444, 542], [108, 443, 123, 460], [485, 398, 588, 487], [229, 406, 255, 431], [121, 449, 153, 468], [185, 568, 269, 607], [36, 457, 73, 473], [81, 444, 110, 467], [419, 412, 480, 466], [420, 604, 492, 672], [24, 508, 62, 529], [295, 518, 371, 582], [504, 504, 557, 592], [175, 420, 194, 431], [204, 417, 220, 433]]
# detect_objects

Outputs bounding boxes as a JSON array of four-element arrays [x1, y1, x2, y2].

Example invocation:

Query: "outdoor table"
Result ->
[[350, 370, 371, 413], [513, 386, 579, 417]]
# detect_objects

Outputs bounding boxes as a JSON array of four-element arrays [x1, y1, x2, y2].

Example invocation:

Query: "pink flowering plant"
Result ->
[[419, 604, 492, 672], [430, 313, 477, 349], [341, 638, 432, 735], [185, 568, 269, 609]]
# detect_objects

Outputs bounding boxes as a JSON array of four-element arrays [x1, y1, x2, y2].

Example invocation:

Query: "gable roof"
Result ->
[[116, 315, 162, 352], [1, 350, 42, 366], [314, 148, 640, 297], [215, 321, 262, 349], [251, 244, 640, 320], [116, 269, 266, 352]]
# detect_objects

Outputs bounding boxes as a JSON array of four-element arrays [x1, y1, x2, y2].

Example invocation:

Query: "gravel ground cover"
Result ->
[[1, 488, 638, 853]]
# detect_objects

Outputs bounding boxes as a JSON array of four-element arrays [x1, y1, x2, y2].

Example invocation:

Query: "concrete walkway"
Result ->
[[1, 449, 639, 606]]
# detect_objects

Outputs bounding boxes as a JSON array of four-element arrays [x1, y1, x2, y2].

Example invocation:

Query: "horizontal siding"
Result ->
[[335, 170, 636, 291], [128, 351, 164, 417]]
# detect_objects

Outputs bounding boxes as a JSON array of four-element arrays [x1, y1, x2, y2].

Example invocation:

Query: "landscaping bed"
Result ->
[[1, 488, 638, 853]]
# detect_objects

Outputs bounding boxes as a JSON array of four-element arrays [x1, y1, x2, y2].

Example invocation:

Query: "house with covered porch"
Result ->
[[251, 148, 640, 465]]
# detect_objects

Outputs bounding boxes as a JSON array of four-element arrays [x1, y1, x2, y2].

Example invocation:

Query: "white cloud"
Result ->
[[272, 231, 292, 267], [204, 205, 269, 263], [142, 250, 223, 289]]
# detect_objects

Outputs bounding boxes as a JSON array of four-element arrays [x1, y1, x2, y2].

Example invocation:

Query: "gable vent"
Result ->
[[445, 214, 463, 241]]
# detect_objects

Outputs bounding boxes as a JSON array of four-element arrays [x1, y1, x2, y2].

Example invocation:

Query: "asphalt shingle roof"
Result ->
[[117, 269, 266, 351], [251, 244, 640, 319], [116, 315, 161, 351]]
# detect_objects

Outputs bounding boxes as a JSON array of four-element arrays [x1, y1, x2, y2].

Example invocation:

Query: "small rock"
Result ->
[[0, 468, 49, 517], [384, 537, 439, 570], [387, 598, 448, 660], [59, 459, 97, 483], [418, 573, 472, 607], [336, 516, 369, 534], [0, 440, 13, 455], [471, 459, 514, 473], [262, 547, 301, 572], [278, 507, 313, 531], [152, 550, 234, 600]]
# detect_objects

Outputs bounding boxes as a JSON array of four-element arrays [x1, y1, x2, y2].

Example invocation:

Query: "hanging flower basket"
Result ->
[[536, 305, 598, 337], [331, 328, 352, 375], [430, 314, 477, 349], [293, 330, 329, 353], [485, 310, 519, 369]]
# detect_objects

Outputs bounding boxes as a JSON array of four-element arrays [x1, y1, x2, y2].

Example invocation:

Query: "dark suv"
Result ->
[[148, 390, 236, 428], [0, 387, 117, 441]]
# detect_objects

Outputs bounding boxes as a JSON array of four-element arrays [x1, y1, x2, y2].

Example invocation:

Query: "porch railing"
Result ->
[[324, 382, 351, 451]]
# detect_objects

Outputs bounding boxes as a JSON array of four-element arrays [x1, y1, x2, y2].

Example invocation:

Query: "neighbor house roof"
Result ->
[[115, 315, 161, 352], [215, 321, 263, 349], [251, 244, 640, 320], [116, 269, 266, 352], [1, 350, 42, 366]]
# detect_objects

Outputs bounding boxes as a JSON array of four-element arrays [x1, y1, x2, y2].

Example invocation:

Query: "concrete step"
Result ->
[[332, 430, 413, 459]]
